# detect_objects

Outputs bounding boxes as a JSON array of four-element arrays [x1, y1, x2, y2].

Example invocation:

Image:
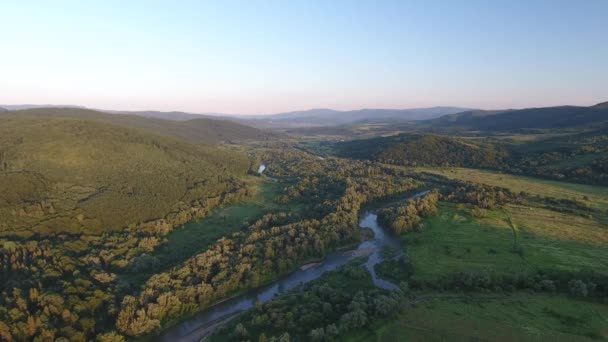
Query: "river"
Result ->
[[152, 167, 426, 341]]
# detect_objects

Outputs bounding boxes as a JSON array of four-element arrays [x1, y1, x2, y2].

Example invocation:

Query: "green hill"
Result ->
[[335, 134, 508, 167], [431, 104, 608, 131], [0, 107, 273, 144], [0, 117, 252, 236]]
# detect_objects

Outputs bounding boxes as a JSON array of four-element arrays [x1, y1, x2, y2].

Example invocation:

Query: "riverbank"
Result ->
[[152, 191, 425, 341]]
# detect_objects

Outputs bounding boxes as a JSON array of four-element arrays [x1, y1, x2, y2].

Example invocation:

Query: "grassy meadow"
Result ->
[[345, 293, 608, 341], [367, 167, 608, 341], [403, 203, 607, 282]]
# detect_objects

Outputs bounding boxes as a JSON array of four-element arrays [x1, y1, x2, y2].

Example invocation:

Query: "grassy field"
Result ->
[[419, 167, 608, 212], [402, 203, 608, 282], [364, 168, 608, 341], [345, 293, 608, 341]]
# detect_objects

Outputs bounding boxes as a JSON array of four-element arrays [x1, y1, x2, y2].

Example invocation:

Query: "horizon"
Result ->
[[1, 100, 607, 117], [1, 1, 607, 114]]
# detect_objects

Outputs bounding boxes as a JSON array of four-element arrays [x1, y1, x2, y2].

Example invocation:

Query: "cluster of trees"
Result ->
[[378, 135, 508, 168], [419, 270, 607, 300], [212, 261, 407, 342], [506, 129, 608, 185], [116, 147, 420, 337], [377, 191, 439, 234], [442, 181, 518, 209]]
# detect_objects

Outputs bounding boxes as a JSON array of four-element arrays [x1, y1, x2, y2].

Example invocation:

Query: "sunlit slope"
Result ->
[[0, 107, 273, 144], [0, 117, 251, 235]]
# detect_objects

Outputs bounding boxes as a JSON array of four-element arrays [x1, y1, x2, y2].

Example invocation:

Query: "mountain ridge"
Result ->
[[428, 103, 608, 131], [0, 107, 273, 144]]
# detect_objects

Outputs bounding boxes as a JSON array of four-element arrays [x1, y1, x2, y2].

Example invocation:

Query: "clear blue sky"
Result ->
[[1, 1, 606, 114]]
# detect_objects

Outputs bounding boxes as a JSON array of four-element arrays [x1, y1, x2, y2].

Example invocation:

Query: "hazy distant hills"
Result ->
[[0, 104, 86, 111], [3, 101, 607, 132], [237, 107, 473, 128], [0, 107, 273, 144], [429, 102, 608, 131], [104, 106, 474, 128], [103, 110, 223, 121]]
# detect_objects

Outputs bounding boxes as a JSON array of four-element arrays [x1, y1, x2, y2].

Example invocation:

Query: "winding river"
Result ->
[[153, 165, 426, 341]]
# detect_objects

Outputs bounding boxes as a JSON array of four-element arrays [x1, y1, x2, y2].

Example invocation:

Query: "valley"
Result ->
[[3, 2, 607, 341], [0, 103, 607, 342]]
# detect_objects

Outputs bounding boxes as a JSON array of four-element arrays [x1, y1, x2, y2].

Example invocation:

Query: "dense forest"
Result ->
[[334, 134, 509, 167]]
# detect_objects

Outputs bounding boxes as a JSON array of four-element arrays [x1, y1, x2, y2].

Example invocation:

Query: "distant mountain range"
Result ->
[[0, 104, 86, 111], [2, 102, 607, 132], [0, 104, 472, 127], [236, 107, 473, 128]]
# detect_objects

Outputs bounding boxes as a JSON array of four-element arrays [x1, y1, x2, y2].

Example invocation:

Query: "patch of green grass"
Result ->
[[404, 203, 608, 282], [345, 293, 608, 341]]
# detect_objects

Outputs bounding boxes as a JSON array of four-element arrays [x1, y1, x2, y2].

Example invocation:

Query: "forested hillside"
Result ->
[[430, 104, 608, 131], [335, 134, 509, 168], [0, 108, 273, 144], [335, 130, 608, 185], [0, 117, 252, 235], [0, 116, 262, 341]]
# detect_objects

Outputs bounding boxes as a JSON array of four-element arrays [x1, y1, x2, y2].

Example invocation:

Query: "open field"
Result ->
[[402, 203, 608, 282], [345, 293, 608, 341]]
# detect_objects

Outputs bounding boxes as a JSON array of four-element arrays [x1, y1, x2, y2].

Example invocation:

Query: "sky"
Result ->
[[1, 1, 607, 114]]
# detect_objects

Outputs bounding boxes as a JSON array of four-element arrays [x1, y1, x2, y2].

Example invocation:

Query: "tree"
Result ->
[[569, 279, 588, 297], [97, 332, 126, 342], [233, 323, 248, 339], [309, 327, 325, 341]]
